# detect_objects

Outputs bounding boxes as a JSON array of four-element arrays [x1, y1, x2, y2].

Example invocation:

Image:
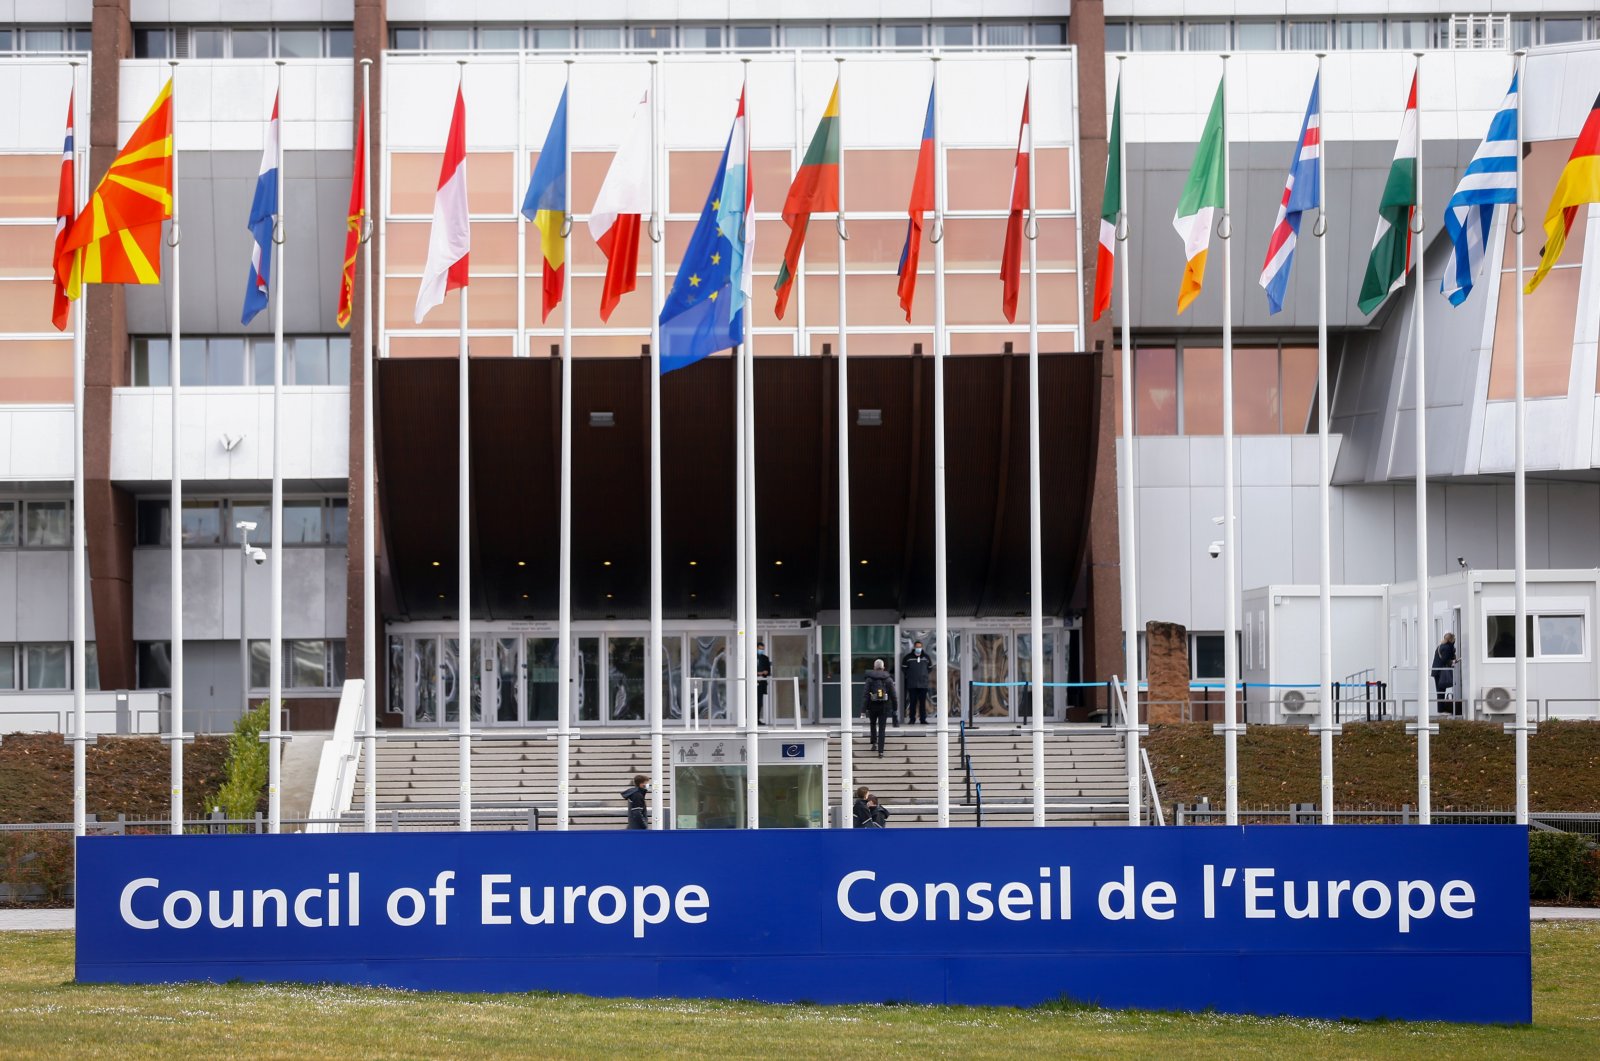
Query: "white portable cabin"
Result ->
[[1239, 585, 1390, 725]]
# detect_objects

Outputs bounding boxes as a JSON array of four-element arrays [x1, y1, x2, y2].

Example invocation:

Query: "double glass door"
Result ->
[[966, 628, 1066, 722]]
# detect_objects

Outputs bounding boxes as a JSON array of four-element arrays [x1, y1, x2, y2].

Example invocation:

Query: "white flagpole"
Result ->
[[556, 59, 574, 831], [837, 55, 855, 831], [1023, 58, 1045, 827], [456, 60, 472, 833], [931, 55, 951, 829], [1114, 55, 1142, 826], [1411, 53, 1433, 825], [1314, 54, 1338, 824], [360, 57, 377, 834], [648, 58, 665, 828], [268, 60, 286, 833], [733, 77, 747, 744], [1218, 54, 1241, 826], [744, 59, 760, 829], [167, 60, 185, 836], [1512, 50, 1531, 826], [69, 60, 87, 839]]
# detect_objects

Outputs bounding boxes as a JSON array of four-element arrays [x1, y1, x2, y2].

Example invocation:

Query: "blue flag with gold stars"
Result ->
[[659, 113, 745, 374]]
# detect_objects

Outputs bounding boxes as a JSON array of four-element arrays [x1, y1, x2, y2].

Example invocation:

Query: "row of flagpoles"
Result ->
[[1100, 49, 1600, 827]]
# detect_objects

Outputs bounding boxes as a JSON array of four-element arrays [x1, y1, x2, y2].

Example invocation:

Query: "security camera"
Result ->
[[1207, 540, 1223, 559], [1457, 556, 1468, 569], [248, 547, 267, 567], [236, 520, 257, 532]]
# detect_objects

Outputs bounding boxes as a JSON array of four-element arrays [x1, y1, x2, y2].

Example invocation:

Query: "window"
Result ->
[[1543, 19, 1586, 45], [934, 25, 974, 48], [24, 643, 68, 690], [22, 28, 65, 52], [1104, 22, 1129, 52], [631, 26, 671, 50], [1133, 23, 1177, 51], [1538, 615, 1585, 657], [1287, 21, 1329, 50], [1122, 341, 1317, 436], [327, 500, 349, 546], [276, 29, 321, 58], [390, 27, 422, 50], [680, 26, 721, 50], [1186, 23, 1228, 51], [427, 26, 472, 51], [0, 645, 14, 689], [281, 500, 323, 545], [229, 502, 271, 545], [1235, 23, 1276, 50], [477, 27, 520, 50], [0, 501, 14, 546], [1338, 21, 1381, 49], [23, 501, 69, 547], [207, 338, 246, 386], [579, 26, 622, 50], [190, 28, 225, 58], [1486, 614, 1587, 658], [1033, 23, 1065, 46], [231, 28, 271, 58], [1388, 19, 1432, 50], [832, 25, 874, 48], [1133, 347, 1178, 435], [327, 28, 353, 57], [133, 336, 351, 387], [137, 642, 171, 689], [887, 25, 925, 48], [531, 27, 573, 50], [1191, 635, 1225, 681], [134, 28, 169, 57], [250, 639, 347, 690], [986, 23, 1027, 47], [181, 500, 221, 545], [732, 26, 772, 50]]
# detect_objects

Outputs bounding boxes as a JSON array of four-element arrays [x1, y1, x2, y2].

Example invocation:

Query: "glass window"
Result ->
[[72, 28, 93, 52], [833, 25, 874, 48], [1287, 21, 1329, 50], [1338, 20, 1381, 49], [388, 635, 405, 714], [137, 641, 171, 688], [281, 500, 323, 545], [732, 25, 772, 50], [23, 29, 65, 52], [23, 501, 69, 547], [1033, 23, 1066, 46], [251, 338, 274, 385], [1235, 22, 1276, 50], [478, 27, 521, 50], [249, 639, 271, 690], [289, 639, 328, 689], [1537, 615, 1585, 657], [1181, 347, 1223, 435], [232, 28, 271, 58], [1510, 19, 1534, 51], [390, 27, 422, 50], [1104, 22, 1129, 52], [1186, 22, 1228, 51], [785, 25, 827, 49], [0, 502, 15, 546], [1388, 19, 1431, 49], [25, 643, 68, 689], [1543, 19, 1586, 45], [229, 502, 271, 545], [887, 25, 925, 48], [579, 26, 623, 51], [181, 500, 222, 546], [277, 28, 321, 58], [1192, 634, 1225, 680], [934, 25, 974, 48], [134, 28, 169, 58], [327, 336, 351, 386], [0, 645, 14, 689], [326, 28, 353, 58], [427, 27, 472, 51], [681, 26, 721, 50], [136, 499, 169, 546], [208, 338, 245, 386], [327, 499, 348, 545], [1233, 347, 1281, 433], [190, 28, 226, 58], [179, 338, 206, 387], [532, 27, 573, 50], [1134, 347, 1178, 435], [1486, 615, 1526, 659], [1133, 23, 1177, 51], [631, 26, 671, 50], [292, 337, 329, 385], [986, 24, 1027, 48]]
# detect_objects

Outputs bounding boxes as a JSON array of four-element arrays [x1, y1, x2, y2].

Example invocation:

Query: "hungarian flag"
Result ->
[[895, 84, 935, 322], [55, 79, 174, 301], [1092, 78, 1122, 323], [524, 86, 569, 323], [1357, 74, 1418, 315], [1000, 86, 1031, 324], [413, 85, 470, 324], [336, 103, 365, 329], [1525, 90, 1600, 294], [589, 89, 651, 323], [1172, 80, 1224, 315], [775, 80, 839, 319], [50, 89, 74, 331]]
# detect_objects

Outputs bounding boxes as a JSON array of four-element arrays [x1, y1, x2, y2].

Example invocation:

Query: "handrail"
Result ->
[[974, 781, 983, 827], [305, 679, 366, 833], [1140, 746, 1165, 826]]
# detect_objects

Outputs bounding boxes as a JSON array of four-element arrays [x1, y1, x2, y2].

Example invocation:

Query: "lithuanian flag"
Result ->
[[774, 80, 840, 319], [1525, 91, 1600, 294], [55, 78, 174, 300]]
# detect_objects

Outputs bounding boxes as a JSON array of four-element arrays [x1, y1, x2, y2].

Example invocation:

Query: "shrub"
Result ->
[[1529, 830, 1600, 904], [211, 702, 271, 829], [0, 831, 75, 904]]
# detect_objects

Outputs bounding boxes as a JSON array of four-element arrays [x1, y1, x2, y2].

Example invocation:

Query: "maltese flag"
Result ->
[[414, 85, 470, 323]]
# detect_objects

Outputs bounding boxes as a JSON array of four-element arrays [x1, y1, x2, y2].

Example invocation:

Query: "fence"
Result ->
[[1173, 803, 1600, 839]]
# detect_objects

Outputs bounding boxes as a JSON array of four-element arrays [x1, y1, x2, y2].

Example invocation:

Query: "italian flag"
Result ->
[[1357, 73, 1418, 315], [1092, 79, 1122, 322], [1172, 80, 1225, 315]]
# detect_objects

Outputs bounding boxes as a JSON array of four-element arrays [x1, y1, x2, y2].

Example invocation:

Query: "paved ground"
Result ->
[[1530, 906, 1600, 920]]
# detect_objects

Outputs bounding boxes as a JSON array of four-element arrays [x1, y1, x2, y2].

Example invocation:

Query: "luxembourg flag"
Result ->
[[1259, 75, 1321, 315], [415, 85, 470, 324], [716, 89, 754, 320], [241, 93, 279, 326]]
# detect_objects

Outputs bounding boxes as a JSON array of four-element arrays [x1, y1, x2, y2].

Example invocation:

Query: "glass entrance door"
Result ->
[[760, 632, 811, 724], [969, 631, 1012, 720]]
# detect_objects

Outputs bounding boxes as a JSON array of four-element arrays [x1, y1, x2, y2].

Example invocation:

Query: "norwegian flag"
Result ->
[[1259, 75, 1322, 315]]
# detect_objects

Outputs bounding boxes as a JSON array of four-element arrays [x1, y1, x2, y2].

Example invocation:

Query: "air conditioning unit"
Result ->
[[1281, 689, 1320, 714], [1480, 686, 1517, 715]]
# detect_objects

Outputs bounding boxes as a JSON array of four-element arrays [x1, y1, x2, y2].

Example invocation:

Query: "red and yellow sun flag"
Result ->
[[55, 78, 174, 300]]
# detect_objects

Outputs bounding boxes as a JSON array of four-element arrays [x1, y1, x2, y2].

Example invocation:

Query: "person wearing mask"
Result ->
[[621, 774, 651, 829], [853, 785, 889, 828], [756, 641, 772, 724], [863, 659, 896, 757], [901, 640, 933, 724]]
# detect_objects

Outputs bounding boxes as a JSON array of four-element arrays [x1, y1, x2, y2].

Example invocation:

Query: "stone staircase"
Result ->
[[348, 724, 1132, 830]]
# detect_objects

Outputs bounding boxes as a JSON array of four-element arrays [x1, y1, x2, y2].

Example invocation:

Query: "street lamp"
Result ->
[[236, 521, 266, 720]]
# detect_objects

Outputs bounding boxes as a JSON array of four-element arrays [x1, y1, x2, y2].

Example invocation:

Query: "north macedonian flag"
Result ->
[[336, 104, 365, 329], [55, 78, 174, 300], [774, 80, 840, 319]]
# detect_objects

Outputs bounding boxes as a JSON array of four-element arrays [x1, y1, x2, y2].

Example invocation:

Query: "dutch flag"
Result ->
[[242, 93, 279, 326], [1259, 76, 1321, 316]]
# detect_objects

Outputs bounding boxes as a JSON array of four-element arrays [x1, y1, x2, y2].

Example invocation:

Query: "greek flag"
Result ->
[[1442, 73, 1518, 307]]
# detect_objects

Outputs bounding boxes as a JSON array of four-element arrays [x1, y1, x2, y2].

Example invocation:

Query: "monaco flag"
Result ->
[[1000, 86, 1030, 324], [589, 88, 652, 322], [414, 85, 470, 324]]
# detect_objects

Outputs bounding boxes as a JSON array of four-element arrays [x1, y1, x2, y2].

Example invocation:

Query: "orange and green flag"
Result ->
[[55, 78, 174, 300], [774, 80, 840, 319]]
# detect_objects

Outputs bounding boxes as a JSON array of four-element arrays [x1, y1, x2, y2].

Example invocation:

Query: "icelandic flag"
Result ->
[[1259, 76, 1321, 315], [659, 91, 753, 374], [242, 93, 279, 325], [1442, 73, 1519, 306]]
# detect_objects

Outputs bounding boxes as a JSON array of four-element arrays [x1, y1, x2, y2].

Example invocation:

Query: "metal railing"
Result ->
[[1172, 803, 1599, 829]]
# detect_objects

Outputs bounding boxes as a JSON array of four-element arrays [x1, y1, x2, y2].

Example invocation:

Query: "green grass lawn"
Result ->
[[0, 925, 1595, 1059]]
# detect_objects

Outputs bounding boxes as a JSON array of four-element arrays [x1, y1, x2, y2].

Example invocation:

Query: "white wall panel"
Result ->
[[1239, 484, 1293, 592], [0, 553, 16, 641], [134, 545, 346, 640], [0, 407, 73, 481], [1186, 484, 1224, 631], [111, 387, 351, 483], [1136, 484, 1189, 625]]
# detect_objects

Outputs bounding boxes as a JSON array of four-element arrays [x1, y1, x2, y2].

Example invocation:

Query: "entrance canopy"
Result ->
[[375, 350, 1100, 622]]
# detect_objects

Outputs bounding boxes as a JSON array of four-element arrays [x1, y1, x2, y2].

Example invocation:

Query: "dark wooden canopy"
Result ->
[[375, 349, 1101, 622]]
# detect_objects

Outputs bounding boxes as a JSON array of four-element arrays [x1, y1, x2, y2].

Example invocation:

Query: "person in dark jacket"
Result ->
[[756, 641, 772, 724], [1431, 632, 1458, 716], [853, 785, 889, 828], [621, 774, 651, 829], [901, 640, 933, 724], [863, 659, 896, 756]]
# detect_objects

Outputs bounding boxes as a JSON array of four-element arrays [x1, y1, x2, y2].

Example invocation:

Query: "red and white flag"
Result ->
[[414, 85, 470, 324], [1000, 86, 1031, 324], [51, 90, 75, 332], [589, 88, 652, 323]]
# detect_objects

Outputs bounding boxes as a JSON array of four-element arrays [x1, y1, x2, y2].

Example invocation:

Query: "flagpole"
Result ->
[[556, 59, 574, 832], [456, 59, 472, 833], [360, 57, 377, 834], [1314, 54, 1338, 825], [931, 55, 951, 829], [1511, 50, 1531, 826], [1218, 54, 1240, 827], [1023, 57, 1045, 827], [1410, 53, 1433, 825], [268, 61, 286, 834], [648, 57, 665, 829], [167, 60, 185, 836], [837, 53, 855, 832], [69, 61, 87, 839], [734, 71, 747, 744], [743, 58, 760, 830], [1113, 55, 1142, 826]]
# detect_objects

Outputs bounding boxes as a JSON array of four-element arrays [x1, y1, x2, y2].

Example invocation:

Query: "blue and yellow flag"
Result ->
[[522, 86, 567, 322]]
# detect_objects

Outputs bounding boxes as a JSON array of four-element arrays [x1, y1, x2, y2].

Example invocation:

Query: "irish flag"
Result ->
[[1172, 79, 1224, 315], [1092, 78, 1122, 322], [775, 80, 839, 319], [1357, 74, 1418, 315]]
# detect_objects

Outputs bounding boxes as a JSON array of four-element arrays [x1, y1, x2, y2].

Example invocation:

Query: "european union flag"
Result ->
[[659, 126, 742, 374]]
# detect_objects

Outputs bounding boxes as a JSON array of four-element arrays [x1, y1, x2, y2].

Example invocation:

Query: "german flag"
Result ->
[[1526, 91, 1600, 294], [774, 80, 840, 320], [55, 79, 174, 300]]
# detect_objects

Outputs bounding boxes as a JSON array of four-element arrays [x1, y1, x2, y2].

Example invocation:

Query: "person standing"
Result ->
[[1430, 632, 1458, 716], [756, 641, 772, 724], [901, 640, 933, 724], [863, 658, 895, 757], [853, 785, 889, 828], [621, 774, 651, 829]]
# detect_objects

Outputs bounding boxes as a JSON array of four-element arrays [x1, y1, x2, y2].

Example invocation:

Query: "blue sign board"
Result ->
[[76, 826, 1530, 1023]]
